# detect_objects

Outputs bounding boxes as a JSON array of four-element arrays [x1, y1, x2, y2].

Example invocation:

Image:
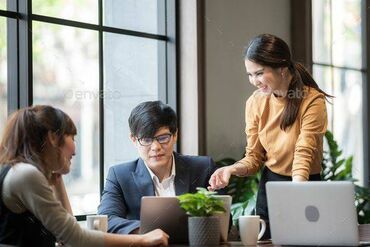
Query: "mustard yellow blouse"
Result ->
[[237, 86, 328, 180]]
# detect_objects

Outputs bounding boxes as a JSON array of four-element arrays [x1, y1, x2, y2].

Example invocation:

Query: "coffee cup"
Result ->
[[87, 215, 108, 232], [239, 215, 266, 245]]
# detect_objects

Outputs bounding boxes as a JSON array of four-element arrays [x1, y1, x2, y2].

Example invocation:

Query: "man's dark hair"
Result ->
[[128, 101, 177, 138]]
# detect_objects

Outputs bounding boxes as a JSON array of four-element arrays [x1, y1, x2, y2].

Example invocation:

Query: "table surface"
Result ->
[[170, 241, 276, 246], [168, 224, 370, 246]]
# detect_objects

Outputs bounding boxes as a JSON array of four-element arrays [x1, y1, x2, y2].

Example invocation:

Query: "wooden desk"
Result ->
[[220, 241, 275, 246], [170, 241, 277, 246], [169, 224, 370, 246]]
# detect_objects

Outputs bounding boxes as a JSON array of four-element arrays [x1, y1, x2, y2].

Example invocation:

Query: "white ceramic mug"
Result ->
[[87, 215, 108, 232], [239, 215, 266, 246]]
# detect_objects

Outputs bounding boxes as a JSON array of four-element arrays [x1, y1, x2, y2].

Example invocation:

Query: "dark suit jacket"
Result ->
[[98, 152, 218, 234]]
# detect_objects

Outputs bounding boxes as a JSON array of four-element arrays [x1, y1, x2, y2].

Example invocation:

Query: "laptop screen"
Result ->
[[266, 181, 359, 246]]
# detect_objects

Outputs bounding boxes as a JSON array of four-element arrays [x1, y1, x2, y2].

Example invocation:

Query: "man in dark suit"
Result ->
[[98, 101, 219, 234]]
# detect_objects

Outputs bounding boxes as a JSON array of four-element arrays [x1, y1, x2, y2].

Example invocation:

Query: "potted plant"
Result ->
[[178, 187, 226, 246]]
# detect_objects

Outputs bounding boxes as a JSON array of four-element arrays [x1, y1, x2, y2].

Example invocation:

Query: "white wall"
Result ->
[[179, 0, 201, 155], [204, 0, 291, 161]]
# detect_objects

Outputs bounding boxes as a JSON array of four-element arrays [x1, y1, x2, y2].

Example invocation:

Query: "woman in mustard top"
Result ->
[[208, 34, 332, 240]]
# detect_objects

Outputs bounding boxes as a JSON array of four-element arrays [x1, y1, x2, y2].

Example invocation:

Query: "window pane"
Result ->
[[312, 0, 331, 64], [103, 0, 166, 35], [315, 64, 364, 184], [0, 0, 6, 10], [313, 65, 333, 131], [104, 33, 165, 175], [313, 65, 333, 95], [332, 0, 362, 69], [332, 68, 363, 184], [33, 21, 99, 215], [0, 17, 7, 136], [32, 0, 98, 24]]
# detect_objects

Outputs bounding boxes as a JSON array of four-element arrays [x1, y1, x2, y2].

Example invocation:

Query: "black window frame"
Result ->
[[0, 0, 177, 220]]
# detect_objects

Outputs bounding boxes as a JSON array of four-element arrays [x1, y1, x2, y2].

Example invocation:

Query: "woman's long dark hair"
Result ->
[[0, 105, 77, 176], [244, 33, 332, 131]]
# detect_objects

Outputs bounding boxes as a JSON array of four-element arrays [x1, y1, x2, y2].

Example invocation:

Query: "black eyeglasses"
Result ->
[[137, 133, 173, 146]]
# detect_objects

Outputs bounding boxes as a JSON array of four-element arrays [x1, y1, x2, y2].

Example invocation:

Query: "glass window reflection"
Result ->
[[312, 0, 331, 64], [103, 32, 165, 177], [32, 0, 98, 24], [0, 0, 6, 10], [332, 0, 362, 69], [103, 0, 166, 35], [312, 0, 364, 185], [33, 21, 99, 215], [0, 17, 7, 137], [332, 68, 363, 181]]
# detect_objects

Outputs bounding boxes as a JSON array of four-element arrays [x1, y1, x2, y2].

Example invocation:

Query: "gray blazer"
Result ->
[[98, 152, 218, 234]]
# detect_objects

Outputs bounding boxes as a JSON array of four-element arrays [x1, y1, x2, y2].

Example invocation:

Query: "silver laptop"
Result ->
[[140, 195, 231, 244], [266, 181, 362, 246]]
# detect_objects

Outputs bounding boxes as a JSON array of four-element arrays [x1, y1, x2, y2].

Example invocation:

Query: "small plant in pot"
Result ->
[[178, 187, 226, 246]]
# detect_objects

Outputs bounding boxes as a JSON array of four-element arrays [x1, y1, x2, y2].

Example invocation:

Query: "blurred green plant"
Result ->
[[178, 187, 226, 217], [215, 158, 260, 225], [321, 131, 354, 181], [216, 130, 370, 225], [322, 131, 370, 224]]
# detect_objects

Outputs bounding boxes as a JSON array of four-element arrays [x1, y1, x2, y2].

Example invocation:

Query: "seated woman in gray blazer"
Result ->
[[0, 105, 169, 246], [98, 101, 220, 234]]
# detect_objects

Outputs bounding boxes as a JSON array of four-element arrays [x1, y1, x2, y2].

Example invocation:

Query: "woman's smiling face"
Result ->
[[245, 59, 288, 96]]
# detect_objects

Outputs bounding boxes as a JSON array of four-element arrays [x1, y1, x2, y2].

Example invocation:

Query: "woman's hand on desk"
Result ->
[[105, 229, 169, 247], [140, 229, 169, 246]]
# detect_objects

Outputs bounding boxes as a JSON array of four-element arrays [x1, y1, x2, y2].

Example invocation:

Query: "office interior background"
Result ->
[[0, 0, 369, 218]]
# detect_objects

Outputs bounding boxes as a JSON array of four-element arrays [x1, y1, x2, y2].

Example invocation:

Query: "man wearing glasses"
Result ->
[[98, 101, 219, 234]]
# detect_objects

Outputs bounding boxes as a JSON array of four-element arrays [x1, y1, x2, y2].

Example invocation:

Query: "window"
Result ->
[[0, 0, 5, 10], [32, 0, 98, 24], [0, 16, 6, 137], [103, 34, 166, 172], [0, 0, 176, 218], [32, 22, 100, 214], [104, 0, 166, 35], [312, 0, 366, 184]]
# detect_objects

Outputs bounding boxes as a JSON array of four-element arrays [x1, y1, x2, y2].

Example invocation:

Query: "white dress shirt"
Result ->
[[144, 154, 176, 196]]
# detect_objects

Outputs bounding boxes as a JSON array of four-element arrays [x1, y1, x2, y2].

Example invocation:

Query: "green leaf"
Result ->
[[178, 187, 226, 217], [321, 130, 370, 223]]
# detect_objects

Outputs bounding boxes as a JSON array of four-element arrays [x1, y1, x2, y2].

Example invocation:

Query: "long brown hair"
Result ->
[[244, 34, 332, 131], [0, 105, 77, 174]]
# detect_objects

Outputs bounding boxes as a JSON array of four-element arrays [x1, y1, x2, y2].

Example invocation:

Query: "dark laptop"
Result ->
[[139, 196, 189, 244]]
